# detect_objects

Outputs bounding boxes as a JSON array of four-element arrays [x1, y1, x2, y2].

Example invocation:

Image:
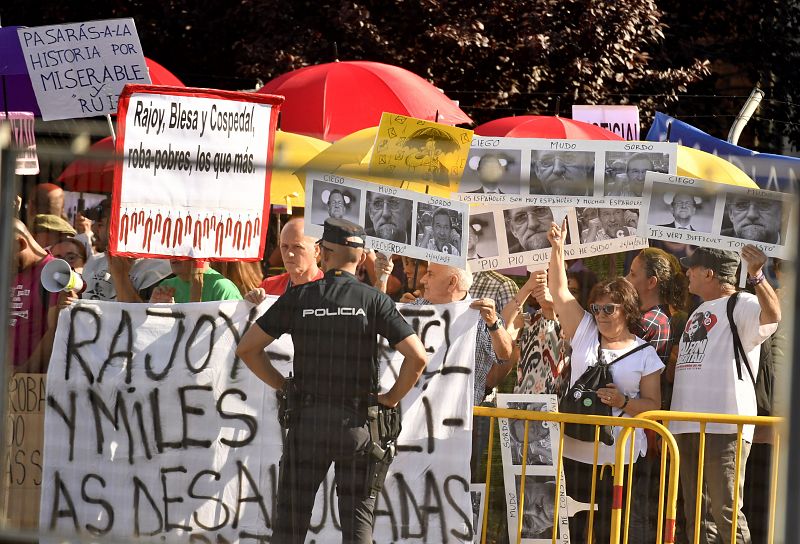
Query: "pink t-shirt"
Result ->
[[10, 254, 58, 368]]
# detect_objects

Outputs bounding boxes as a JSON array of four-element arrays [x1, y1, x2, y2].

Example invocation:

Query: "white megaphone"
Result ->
[[41, 259, 85, 293]]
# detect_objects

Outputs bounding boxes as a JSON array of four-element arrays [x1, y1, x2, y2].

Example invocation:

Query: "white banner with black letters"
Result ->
[[41, 298, 478, 543]]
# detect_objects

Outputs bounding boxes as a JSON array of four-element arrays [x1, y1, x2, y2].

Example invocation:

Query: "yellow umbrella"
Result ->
[[677, 145, 758, 188], [296, 126, 453, 197], [270, 130, 330, 209]]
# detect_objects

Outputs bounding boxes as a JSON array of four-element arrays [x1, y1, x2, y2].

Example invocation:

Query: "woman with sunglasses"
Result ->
[[547, 219, 663, 543]]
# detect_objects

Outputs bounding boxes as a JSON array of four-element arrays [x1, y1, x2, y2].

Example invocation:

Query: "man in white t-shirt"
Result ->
[[81, 199, 172, 302], [672, 246, 780, 544]]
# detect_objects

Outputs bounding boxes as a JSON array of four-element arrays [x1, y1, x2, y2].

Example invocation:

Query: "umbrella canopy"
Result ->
[[474, 115, 623, 140], [57, 131, 326, 200], [145, 58, 185, 86], [257, 61, 472, 142], [677, 146, 757, 187], [297, 126, 452, 197], [0, 26, 40, 115]]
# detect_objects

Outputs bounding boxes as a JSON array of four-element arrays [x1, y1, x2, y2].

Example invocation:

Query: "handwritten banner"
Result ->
[[640, 172, 796, 259], [456, 137, 676, 207], [1, 374, 46, 530], [41, 298, 478, 543], [17, 19, 150, 120], [305, 172, 470, 268], [110, 86, 282, 260]]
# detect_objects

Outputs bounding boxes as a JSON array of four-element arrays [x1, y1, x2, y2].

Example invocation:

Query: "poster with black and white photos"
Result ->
[[497, 394, 570, 544], [641, 172, 796, 259], [304, 171, 470, 267], [455, 137, 676, 207], [470, 484, 487, 544], [467, 203, 648, 272]]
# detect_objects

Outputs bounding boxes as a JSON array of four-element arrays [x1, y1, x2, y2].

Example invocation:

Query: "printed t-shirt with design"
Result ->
[[82, 253, 172, 301], [10, 254, 59, 368], [670, 293, 777, 441], [563, 312, 664, 465]]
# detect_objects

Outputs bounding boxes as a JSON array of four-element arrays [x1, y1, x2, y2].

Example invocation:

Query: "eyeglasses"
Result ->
[[369, 197, 402, 213], [589, 303, 621, 316], [730, 199, 778, 213], [509, 208, 552, 227]]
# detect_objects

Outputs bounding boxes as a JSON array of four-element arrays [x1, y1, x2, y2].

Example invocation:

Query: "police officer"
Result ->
[[237, 217, 428, 543]]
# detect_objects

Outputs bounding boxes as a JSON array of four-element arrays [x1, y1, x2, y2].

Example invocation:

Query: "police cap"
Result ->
[[318, 217, 366, 248]]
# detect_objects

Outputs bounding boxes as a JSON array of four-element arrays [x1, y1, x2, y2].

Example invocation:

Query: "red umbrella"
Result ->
[[57, 136, 115, 193], [474, 115, 623, 140], [145, 58, 185, 87], [257, 61, 472, 142]]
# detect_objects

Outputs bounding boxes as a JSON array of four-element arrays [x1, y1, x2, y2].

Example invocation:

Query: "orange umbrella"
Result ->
[[475, 115, 623, 140]]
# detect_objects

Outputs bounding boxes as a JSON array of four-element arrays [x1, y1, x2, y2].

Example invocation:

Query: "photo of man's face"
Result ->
[[367, 192, 412, 243], [532, 150, 594, 196], [433, 212, 453, 250], [478, 154, 504, 186], [327, 191, 345, 218], [625, 156, 654, 196], [726, 195, 782, 243], [671, 193, 697, 222], [506, 206, 554, 251], [516, 476, 557, 539], [598, 208, 626, 238]]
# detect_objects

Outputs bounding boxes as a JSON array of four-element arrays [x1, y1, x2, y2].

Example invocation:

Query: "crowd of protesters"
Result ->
[[8, 179, 785, 544]]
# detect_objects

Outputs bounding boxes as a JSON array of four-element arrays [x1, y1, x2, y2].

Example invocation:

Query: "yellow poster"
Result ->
[[369, 113, 473, 192]]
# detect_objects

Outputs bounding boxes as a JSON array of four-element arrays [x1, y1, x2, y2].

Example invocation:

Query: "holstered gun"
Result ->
[[276, 373, 297, 430], [366, 404, 402, 498]]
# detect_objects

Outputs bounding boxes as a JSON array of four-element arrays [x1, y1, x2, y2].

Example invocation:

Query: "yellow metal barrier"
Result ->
[[638, 410, 783, 544], [473, 406, 680, 544]]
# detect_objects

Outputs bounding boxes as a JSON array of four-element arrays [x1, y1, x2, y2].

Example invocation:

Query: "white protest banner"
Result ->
[[571, 105, 640, 141], [41, 298, 478, 543], [0, 112, 39, 174], [110, 86, 282, 260], [456, 137, 676, 207], [467, 204, 647, 272], [640, 171, 796, 259], [497, 394, 569, 544], [305, 172, 470, 268], [17, 19, 150, 120]]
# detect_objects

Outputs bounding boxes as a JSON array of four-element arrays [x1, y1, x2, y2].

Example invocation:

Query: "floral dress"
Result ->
[[514, 310, 571, 398]]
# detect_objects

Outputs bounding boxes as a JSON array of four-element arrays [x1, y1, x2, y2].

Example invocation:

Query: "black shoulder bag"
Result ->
[[559, 336, 650, 445]]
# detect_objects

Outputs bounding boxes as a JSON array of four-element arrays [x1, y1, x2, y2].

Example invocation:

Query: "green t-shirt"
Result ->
[[158, 269, 242, 303]]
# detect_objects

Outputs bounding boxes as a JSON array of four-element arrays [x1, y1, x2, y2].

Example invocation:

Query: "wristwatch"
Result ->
[[620, 394, 630, 410], [487, 319, 501, 331]]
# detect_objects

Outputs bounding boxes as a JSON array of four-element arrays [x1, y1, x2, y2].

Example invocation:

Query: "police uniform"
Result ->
[[256, 219, 415, 543]]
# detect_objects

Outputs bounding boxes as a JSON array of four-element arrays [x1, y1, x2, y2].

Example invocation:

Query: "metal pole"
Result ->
[[727, 87, 764, 145], [0, 126, 18, 504]]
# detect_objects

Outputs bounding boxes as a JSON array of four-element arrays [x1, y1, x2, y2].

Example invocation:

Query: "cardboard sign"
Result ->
[[1, 374, 46, 530], [369, 113, 473, 190], [17, 19, 150, 120], [641, 172, 796, 259], [497, 394, 570, 544], [110, 85, 282, 260], [41, 299, 479, 542], [467, 204, 647, 272], [305, 172, 470, 268], [571, 105, 640, 141], [456, 137, 676, 207]]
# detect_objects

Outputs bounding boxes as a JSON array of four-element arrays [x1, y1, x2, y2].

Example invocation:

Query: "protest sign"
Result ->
[[467, 204, 647, 272], [369, 113, 473, 191], [110, 86, 282, 260], [0, 112, 39, 174], [1, 374, 46, 529], [469, 484, 486, 544], [497, 394, 569, 544], [571, 105, 640, 141], [641, 172, 796, 259], [17, 19, 150, 120], [41, 298, 478, 543], [456, 137, 676, 207], [305, 171, 470, 268]]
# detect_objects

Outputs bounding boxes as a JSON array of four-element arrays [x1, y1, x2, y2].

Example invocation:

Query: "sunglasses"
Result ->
[[589, 303, 621, 316]]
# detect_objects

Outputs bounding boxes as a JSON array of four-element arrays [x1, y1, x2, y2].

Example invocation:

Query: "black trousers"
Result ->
[[272, 404, 385, 544]]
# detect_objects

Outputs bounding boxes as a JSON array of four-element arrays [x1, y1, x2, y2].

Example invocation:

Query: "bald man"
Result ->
[[25, 183, 65, 229], [246, 217, 323, 302], [10, 219, 61, 373]]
